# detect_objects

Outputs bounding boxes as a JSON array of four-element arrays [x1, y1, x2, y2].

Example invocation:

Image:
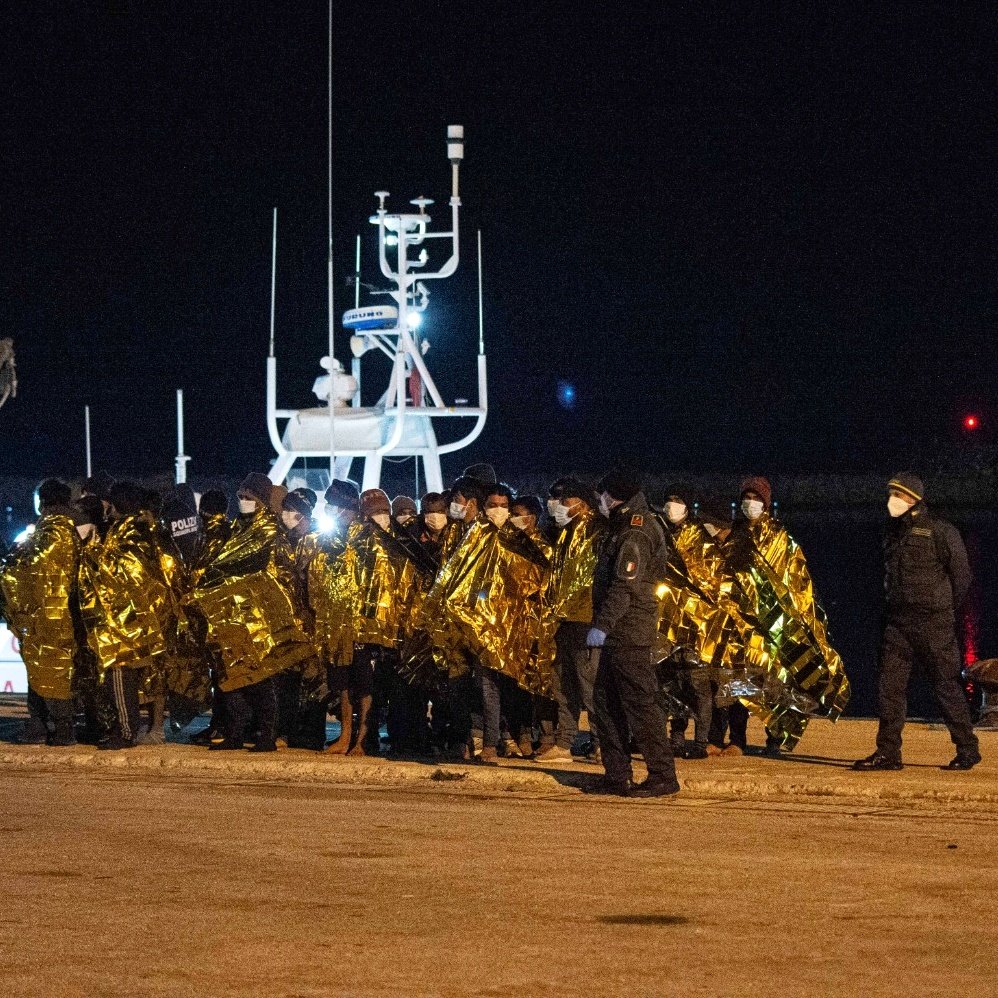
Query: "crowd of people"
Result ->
[[0, 462, 980, 797]]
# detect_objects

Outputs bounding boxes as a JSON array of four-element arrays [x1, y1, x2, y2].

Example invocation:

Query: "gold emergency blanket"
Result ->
[[185, 509, 311, 692], [0, 514, 79, 700], [79, 513, 176, 677], [550, 509, 603, 623], [308, 525, 359, 666], [727, 515, 850, 748], [655, 520, 770, 672], [420, 520, 555, 693]]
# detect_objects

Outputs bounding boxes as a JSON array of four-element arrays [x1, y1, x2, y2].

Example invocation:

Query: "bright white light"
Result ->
[[385, 234, 399, 247], [317, 504, 336, 533], [407, 311, 422, 329], [14, 525, 35, 545]]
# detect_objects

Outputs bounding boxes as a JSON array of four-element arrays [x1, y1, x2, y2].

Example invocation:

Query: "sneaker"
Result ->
[[209, 739, 245, 751], [97, 735, 136, 751], [721, 744, 743, 757], [684, 743, 709, 760], [534, 745, 573, 762], [586, 776, 631, 796], [137, 728, 166, 746], [574, 747, 602, 766], [478, 746, 499, 766], [629, 777, 680, 798], [942, 751, 982, 771], [249, 740, 278, 753], [852, 752, 903, 771], [517, 734, 535, 759], [705, 743, 723, 757], [501, 738, 522, 758]]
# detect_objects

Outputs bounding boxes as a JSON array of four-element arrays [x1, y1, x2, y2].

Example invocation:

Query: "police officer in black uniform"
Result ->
[[587, 470, 680, 797], [855, 473, 981, 771]]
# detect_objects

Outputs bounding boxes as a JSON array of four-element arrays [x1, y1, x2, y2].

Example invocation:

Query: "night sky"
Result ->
[[4, 2, 996, 486]]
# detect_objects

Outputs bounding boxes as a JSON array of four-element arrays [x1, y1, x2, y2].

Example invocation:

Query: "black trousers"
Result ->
[[25, 687, 74, 740], [875, 613, 979, 758], [708, 700, 748, 749], [101, 667, 142, 742], [669, 669, 714, 747], [592, 644, 677, 786], [224, 676, 278, 747], [551, 621, 599, 750]]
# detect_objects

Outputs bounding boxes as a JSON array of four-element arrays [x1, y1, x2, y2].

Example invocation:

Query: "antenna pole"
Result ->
[[477, 229, 484, 354], [175, 388, 189, 484], [327, 0, 336, 478], [84, 405, 92, 478], [269, 207, 277, 357]]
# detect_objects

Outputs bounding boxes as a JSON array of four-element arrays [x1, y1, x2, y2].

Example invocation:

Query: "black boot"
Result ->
[[942, 750, 981, 771], [853, 752, 903, 771]]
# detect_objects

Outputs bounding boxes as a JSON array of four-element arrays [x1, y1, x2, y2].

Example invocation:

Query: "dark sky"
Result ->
[[3, 2, 996, 486]]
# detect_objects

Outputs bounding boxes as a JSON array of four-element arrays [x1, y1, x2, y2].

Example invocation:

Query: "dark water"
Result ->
[[782, 507, 998, 717]]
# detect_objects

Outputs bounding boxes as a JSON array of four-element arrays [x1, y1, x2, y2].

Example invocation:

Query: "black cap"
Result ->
[[598, 467, 643, 504], [324, 479, 360, 510], [462, 463, 497, 488], [239, 473, 273, 505], [36, 478, 71, 510], [888, 472, 925, 503], [282, 491, 313, 519], [81, 471, 114, 501], [109, 481, 146, 517], [511, 494, 543, 520], [198, 489, 229, 517], [291, 487, 318, 511], [72, 495, 104, 527]]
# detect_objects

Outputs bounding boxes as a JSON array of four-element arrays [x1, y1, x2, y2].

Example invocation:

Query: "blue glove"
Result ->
[[586, 627, 607, 648]]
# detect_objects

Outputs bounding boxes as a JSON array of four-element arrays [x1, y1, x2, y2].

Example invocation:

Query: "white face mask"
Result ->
[[34, 493, 42, 516], [238, 498, 257, 515], [424, 512, 447, 531], [371, 513, 391, 531], [450, 501, 468, 521], [547, 497, 561, 518], [599, 493, 613, 518], [485, 507, 509, 528], [282, 510, 303, 530], [665, 501, 687, 524], [887, 495, 911, 518], [510, 515, 531, 531], [76, 523, 95, 541], [703, 523, 720, 538], [553, 503, 573, 527], [741, 499, 764, 521]]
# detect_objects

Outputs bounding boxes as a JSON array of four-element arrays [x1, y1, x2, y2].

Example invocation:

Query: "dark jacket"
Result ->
[[592, 491, 666, 646], [884, 504, 971, 617]]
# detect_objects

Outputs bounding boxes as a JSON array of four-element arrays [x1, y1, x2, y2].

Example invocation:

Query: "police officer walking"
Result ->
[[854, 473, 981, 771], [587, 470, 680, 797]]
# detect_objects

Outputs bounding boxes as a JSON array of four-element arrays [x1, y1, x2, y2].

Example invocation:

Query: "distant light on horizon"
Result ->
[[556, 380, 577, 410], [963, 414, 980, 431]]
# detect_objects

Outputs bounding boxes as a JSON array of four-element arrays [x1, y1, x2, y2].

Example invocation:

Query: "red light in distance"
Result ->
[[964, 415, 980, 431]]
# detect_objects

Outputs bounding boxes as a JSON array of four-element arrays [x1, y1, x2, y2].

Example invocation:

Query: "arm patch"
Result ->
[[616, 538, 644, 581]]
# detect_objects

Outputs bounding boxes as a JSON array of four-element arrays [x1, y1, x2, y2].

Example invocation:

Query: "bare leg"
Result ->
[[347, 694, 373, 756], [327, 691, 353, 754]]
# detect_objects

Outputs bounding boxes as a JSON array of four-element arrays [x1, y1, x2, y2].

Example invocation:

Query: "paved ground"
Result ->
[[1, 713, 996, 997]]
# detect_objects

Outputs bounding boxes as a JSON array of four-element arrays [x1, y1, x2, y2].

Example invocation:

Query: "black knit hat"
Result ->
[[547, 476, 573, 499], [462, 463, 497, 488], [81, 471, 114, 501], [291, 487, 318, 511], [699, 499, 733, 529], [109, 481, 146, 517], [511, 494, 543, 520], [282, 491, 313, 520], [239, 473, 273, 505], [392, 495, 418, 518], [72, 495, 104, 527], [598, 467, 643, 503], [420, 492, 448, 514], [888, 472, 924, 503], [36, 478, 72, 510], [324, 479, 360, 510], [198, 489, 229, 517], [559, 477, 599, 509]]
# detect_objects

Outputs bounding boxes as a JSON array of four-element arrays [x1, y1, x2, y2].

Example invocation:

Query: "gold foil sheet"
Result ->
[[185, 508, 311, 692], [550, 508, 604, 623], [0, 513, 79, 700], [78, 513, 177, 678], [727, 514, 850, 748], [418, 520, 555, 693]]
